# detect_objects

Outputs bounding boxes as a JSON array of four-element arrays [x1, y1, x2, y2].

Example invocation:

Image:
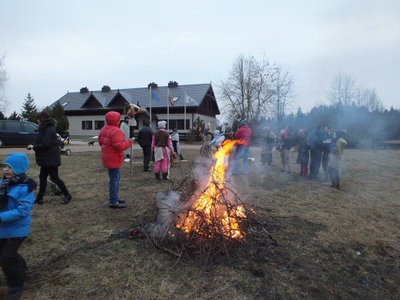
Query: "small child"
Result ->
[[0, 153, 37, 299]]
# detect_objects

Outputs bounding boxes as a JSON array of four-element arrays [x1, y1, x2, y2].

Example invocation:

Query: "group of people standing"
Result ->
[[260, 125, 348, 189]]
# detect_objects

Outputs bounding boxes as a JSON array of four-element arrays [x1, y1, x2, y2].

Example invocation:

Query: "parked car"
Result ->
[[0, 120, 39, 147]]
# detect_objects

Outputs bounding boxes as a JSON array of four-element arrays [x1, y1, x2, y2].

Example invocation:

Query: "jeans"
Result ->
[[0, 238, 26, 287], [231, 146, 249, 174], [36, 166, 70, 201], [108, 169, 120, 204]]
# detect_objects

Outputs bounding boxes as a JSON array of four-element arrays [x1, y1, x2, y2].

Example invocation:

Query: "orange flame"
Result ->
[[176, 139, 246, 239]]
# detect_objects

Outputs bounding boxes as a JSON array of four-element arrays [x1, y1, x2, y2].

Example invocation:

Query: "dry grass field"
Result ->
[[0, 146, 399, 299]]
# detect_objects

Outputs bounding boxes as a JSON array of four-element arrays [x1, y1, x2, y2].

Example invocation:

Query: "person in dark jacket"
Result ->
[[307, 125, 324, 180], [136, 121, 153, 172], [296, 129, 310, 176], [321, 126, 333, 179], [27, 111, 72, 204], [0, 153, 37, 299]]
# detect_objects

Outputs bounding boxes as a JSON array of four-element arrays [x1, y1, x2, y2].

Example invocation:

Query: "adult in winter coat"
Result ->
[[322, 126, 333, 179], [151, 121, 175, 180], [308, 125, 325, 180], [277, 129, 292, 173], [261, 127, 276, 166], [328, 130, 348, 189], [0, 153, 37, 299], [296, 129, 310, 176], [27, 111, 71, 204], [136, 121, 153, 172], [231, 121, 252, 175], [98, 111, 134, 208]]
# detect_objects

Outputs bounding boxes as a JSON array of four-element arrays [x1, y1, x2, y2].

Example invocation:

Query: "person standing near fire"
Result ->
[[170, 128, 184, 160], [231, 120, 252, 175], [151, 121, 175, 180], [98, 111, 135, 209]]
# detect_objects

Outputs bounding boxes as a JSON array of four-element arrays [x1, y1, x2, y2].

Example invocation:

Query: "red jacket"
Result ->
[[235, 125, 252, 146], [98, 111, 132, 169]]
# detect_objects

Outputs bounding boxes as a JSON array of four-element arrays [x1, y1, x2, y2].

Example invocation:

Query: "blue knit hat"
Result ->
[[1, 153, 29, 175]]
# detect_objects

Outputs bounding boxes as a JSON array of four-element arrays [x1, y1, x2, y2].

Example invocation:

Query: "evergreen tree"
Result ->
[[50, 101, 69, 134], [21, 93, 37, 122], [8, 111, 20, 120], [0, 111, 5, 120]]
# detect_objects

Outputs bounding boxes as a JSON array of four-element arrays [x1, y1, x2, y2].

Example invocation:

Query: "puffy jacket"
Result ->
[[98, 111, 132, 169], [0, 183, 35, 238], [234, 125, 252, 146], [33, 118, 61, 167]]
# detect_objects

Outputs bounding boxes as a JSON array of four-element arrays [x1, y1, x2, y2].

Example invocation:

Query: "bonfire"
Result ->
[[137, 139, 276, 261]]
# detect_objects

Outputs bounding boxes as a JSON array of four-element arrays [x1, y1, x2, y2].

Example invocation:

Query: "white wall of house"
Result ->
[[67, 113, 218, 136], [67, 115, 107, 136]]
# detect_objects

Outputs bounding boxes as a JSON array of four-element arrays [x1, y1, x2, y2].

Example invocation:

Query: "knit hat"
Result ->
[[1, 153, 29, 175], [157, 120, 166, 129], [213, 130, 220, 136]]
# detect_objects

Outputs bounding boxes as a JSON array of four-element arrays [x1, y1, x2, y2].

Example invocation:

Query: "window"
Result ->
[[168, 119, 190, 130], [95, 120, 105, 130], [23, 122, 38, 133], [82, 121, 93, 130], [5, 121, 21, 131]]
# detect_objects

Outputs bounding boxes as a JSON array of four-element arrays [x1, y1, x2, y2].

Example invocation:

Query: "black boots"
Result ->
[[155, 173, 160, 180], [162, 173, 168, 180], [63, 194, 72, 204]]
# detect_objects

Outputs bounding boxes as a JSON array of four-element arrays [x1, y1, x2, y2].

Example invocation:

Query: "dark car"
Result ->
[[0, 120, 39, 147]]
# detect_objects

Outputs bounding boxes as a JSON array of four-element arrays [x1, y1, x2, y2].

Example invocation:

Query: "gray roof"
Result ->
[[54, 83, 214, 111]]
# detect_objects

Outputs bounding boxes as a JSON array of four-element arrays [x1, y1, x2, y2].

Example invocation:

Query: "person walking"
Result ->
[[231, 120, 252, 175], [27, 111, 72, 204], [98, 111, 135, 209], [120, 116, 131, 161], [0, 153, 37, 299], [136, 120, 153, 172], [151, 121, 175, 180]]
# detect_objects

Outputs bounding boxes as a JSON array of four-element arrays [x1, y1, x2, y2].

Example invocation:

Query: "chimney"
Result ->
[[101, 85, 111, 92], [80, 87, 89, 93], [168, 81, 178, 88], [147, 82, 158, 89]]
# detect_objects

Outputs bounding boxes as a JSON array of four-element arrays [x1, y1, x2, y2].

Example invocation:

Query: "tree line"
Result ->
[[1, 53, 399, 146]]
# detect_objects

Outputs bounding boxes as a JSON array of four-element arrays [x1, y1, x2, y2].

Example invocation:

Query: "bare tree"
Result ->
[[219, 55, 276, 124], [0, 54, 8, 113], [354, 87, 383, 112], [328, 73, 384, 111], [327, 73, 355, 107], [269, 66, 293, 123]]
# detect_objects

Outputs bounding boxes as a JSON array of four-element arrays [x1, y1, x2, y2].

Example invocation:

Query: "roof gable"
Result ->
[[81, 94, 102, 109]]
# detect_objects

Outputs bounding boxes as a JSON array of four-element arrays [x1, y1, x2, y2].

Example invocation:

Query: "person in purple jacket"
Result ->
[[0, 153, 37, 299]]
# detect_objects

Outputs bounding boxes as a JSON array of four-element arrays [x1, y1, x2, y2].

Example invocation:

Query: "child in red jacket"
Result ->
[[98, 111, 134, 208]]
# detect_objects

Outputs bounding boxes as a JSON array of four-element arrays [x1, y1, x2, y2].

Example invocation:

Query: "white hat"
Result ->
[[157, 120, 166, 129]]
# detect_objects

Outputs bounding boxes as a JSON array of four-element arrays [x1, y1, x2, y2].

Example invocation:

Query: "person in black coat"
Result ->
[[27, 111, 71, 204], [307, 125, 324, 180], [136, 121, 153, 172]]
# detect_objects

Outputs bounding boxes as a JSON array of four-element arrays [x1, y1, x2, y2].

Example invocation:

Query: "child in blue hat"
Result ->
[[0, 152, 37, 299]]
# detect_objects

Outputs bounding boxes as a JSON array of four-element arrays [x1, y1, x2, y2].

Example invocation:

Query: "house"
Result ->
[[52, 82, 220, 137]]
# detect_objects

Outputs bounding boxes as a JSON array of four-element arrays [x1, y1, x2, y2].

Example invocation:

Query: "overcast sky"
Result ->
[[1, 0, 399, 118]]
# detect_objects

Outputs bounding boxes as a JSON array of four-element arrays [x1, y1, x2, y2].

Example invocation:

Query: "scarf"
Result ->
[[0, 174, 37, 209]]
